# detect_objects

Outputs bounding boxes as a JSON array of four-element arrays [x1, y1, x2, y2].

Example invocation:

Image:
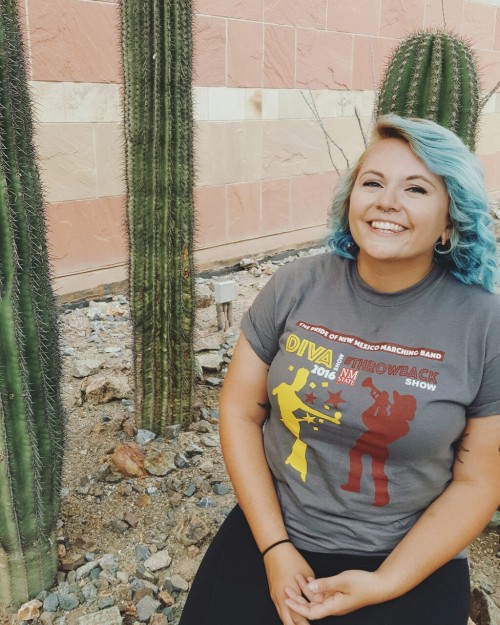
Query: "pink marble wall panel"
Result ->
[[495, 9, 500, 52], [195, 185, 228, 247], [296, 29, 353, 89], [196, 0, 263, 21], [227, 20, 263, 87], [27, 0, 120, 83], [227, 182, 262, 240], [194, 16, 226, 86], [477, 50, 500, 92], [479, 153, 500, 192], [352, 36, 398, 91], [262, 178, 291, 233], [424, 0, 464, 32], [264, 0, 327, 29], [462, 1, 496, 49], [379, 0, 425, 38], [264, 25, 296, 88], [327, 0, 381, 36], [290, 172, 338, 228], [46, 197, 126, 276]]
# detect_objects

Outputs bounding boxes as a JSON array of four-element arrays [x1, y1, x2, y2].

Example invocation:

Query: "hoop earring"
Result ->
[[434, 240, 452, 255]]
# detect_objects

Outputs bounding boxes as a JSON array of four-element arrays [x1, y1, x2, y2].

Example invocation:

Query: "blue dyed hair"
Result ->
[[327, 114, 498, 292]]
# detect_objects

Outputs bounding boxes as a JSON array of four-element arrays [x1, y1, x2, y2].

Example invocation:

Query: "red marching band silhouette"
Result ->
[[341, 377, 417, 506]]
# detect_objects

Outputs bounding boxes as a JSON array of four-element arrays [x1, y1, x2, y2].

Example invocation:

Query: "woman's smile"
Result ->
[[368, 220, 407, 234]]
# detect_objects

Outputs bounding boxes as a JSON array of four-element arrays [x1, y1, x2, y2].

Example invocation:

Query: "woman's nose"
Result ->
[[377, 187, 400, 212]]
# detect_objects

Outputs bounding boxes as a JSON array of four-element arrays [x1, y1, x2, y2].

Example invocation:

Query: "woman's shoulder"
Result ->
[[442, 272, 500, 323], [273, 251, 343, 282]]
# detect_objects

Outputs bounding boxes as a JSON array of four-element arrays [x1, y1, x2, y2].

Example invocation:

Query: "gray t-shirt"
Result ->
[[241, 253, 500, 555]]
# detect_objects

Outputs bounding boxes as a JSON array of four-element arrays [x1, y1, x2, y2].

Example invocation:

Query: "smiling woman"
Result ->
[[348, 137, 451, 292], [179, 115, 500, 625]]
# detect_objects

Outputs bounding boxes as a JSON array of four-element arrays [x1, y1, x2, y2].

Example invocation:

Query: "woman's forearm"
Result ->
[[219, 336, 316, 625], [377, 415, 500, 600], [218, 334, 289, 553], [220, 411, 289, 552], [377, 479, 498, 599]]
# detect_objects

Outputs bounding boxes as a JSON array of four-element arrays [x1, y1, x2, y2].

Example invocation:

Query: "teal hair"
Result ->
[[327, 114, 498, 292]]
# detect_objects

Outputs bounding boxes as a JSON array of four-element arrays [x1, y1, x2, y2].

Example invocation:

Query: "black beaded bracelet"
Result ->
[[261, 538, 291, 557]]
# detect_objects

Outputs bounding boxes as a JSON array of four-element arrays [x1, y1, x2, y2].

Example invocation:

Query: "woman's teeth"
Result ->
[[370, 221, 406, 233]]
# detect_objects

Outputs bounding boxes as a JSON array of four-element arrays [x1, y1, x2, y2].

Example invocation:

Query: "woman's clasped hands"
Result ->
[[284, 569, 391, 621]]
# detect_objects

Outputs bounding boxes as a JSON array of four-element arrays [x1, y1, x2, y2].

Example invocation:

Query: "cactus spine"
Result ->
[[121, 0, 195, 432], [0, 0, 64, 607], [376, 31, 480, 151]]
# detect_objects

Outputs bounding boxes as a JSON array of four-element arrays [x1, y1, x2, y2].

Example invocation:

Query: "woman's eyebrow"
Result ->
[[406, 174, 437, 189], [360, 170, 437, 189], [360, 169, 383, 177]]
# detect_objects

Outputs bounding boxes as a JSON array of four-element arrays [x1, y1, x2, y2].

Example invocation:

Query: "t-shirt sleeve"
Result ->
[[466, 352, 500, 418], [241, 272, 281, 364]]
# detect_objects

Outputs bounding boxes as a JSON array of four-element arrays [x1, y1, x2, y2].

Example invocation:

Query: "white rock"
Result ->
[[145, 549, 172, 572], [73, 358, 102, 378], [197, 353, 223, 372], [18, 599, 42, 621], [76, 606, 123, 625]]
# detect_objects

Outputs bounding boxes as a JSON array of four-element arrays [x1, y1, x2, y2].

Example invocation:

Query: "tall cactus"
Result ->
[[376, 31, 481, 151], [0, 0, 64, 607], [121, 0, 195, 432]]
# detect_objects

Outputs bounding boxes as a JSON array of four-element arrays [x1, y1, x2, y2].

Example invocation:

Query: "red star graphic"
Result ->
[[304, 392, 316, 404], [326, 390, 345, 409]]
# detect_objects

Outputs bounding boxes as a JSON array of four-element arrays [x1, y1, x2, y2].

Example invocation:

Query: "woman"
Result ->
[[179, 115, 500, 625]]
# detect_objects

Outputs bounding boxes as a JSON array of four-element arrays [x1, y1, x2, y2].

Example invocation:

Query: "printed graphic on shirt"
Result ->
[[273, 322, 440, 503], [292, 322, 443, 393], [341, 377, 417, 506], [272, 367, 342, 482], [296, 321, 445, 362]]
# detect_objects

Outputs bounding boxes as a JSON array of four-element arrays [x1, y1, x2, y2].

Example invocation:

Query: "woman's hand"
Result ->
[[264, 543, 314, 625], [285, 569, 390, 619]]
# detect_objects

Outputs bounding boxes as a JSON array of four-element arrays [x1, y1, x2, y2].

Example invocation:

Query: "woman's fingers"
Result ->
[[284, 585, 309, 605], [284, 574, 353, 620], [278, 602, 310, 625], [284, 598, 311, 618], [295, 574, 323, 602], [291, 612, 311, 625]]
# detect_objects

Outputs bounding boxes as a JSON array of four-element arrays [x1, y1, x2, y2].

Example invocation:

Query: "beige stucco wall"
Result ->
[[20, 0, 500, 297]]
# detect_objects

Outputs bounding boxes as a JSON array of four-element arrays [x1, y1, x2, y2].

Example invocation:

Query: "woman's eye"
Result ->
[[407, 185, 427, 194], [362, 180, 382, 188]]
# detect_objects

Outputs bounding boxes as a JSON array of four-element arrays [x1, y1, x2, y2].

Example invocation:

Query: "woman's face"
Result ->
[[348, 137, 450, 284]]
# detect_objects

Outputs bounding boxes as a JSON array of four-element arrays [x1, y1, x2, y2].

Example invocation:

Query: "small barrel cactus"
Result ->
[[0, 0, 64, 607], [376, 31, 481, 151]]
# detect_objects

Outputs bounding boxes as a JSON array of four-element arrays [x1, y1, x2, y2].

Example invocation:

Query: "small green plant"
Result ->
[[121, 0, 195, 432], [376, 31, 480, 151], [0, 0, 64, 607]]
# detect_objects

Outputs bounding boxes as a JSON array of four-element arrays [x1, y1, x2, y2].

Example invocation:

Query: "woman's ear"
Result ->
[[440, 223, 452, 246]]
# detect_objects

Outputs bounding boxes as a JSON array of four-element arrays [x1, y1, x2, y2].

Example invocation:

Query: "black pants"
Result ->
[[179, 505, 470, 625]]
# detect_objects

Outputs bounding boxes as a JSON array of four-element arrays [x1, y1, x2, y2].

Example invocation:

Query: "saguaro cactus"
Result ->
[[121, 0, 195, 432], [376, 31, 481, 151], [0, 0, 64, 607]]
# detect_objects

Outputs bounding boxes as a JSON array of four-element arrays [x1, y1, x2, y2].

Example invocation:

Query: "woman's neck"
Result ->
[[356, 256, 435, 293]]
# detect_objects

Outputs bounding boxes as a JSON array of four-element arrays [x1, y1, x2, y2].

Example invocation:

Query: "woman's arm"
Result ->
[[285, 414, 500, 619], [219, 334, 314, 625]]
